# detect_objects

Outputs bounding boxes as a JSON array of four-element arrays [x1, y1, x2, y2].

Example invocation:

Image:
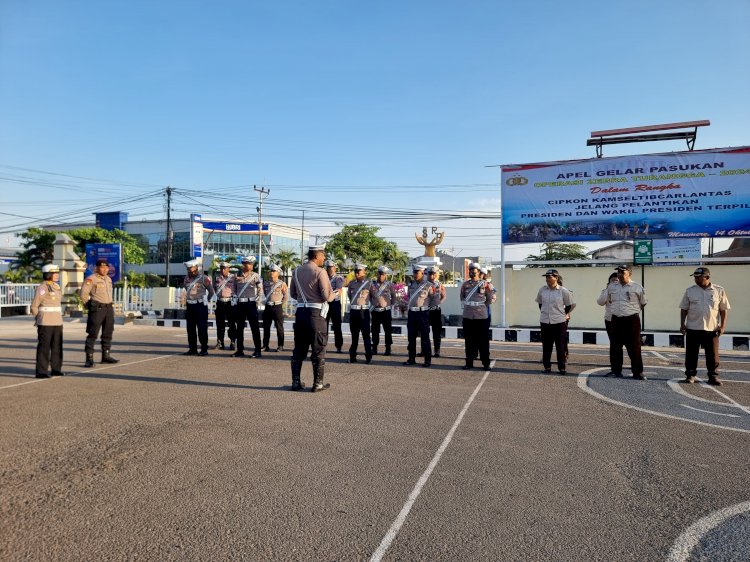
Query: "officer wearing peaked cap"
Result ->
[[80, 258, 119, 367], [325, 258, 345, 353], [346, 263, 373, 364], [370, 265, 397, 356], [460, 263, 493, 370], [31, 264, 65, 378], [606, 264, 647, 380], [213, 261, 236, 350], [262, 263, 288, 352], [404, 264, 434, 367], [232, 255, 264, 358], [290, 245, 335, 392], [535, 269, 575, 375], [181, 258, 215, 355]]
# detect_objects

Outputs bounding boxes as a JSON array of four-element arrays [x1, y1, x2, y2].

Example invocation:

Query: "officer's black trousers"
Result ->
[[37, 325, 63, 374], [293, 308, 328, 366], [463, 317, 490, 366], [428, 308, 443, 352], [214, 300, 236, 344], [85, 303, 115, 355], [685, 329, 720, 376], [371, 309, 393, 349], [262, 303, 285, 349], [326, 300, 343, 351], [186, 303, 209, 353], [235, 301, 261, 353], [407, 310, 431, 362], [610, 313, 643, 376], [540, 321, 567, 372], [349, 309, 372, 360]]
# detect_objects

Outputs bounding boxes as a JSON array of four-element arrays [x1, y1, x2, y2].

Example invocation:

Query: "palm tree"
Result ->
[[271, 249, 300, 281]]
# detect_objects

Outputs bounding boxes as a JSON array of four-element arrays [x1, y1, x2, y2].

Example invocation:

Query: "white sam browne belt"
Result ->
[[39, 306, 62, 312], [464, 301, 486, 307], [297, 303, 324, 309]]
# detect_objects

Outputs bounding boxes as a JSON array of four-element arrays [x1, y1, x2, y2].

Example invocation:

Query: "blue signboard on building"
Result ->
[[85, 243, 122, 283]]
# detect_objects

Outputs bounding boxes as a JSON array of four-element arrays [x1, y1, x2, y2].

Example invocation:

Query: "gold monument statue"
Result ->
[[415, 227, 445, 257]]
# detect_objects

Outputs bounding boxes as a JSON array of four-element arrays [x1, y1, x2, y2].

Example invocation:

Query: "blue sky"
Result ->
[[1, 0, 748, 260]]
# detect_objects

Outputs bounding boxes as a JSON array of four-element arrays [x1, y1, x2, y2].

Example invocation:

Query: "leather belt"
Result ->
[[373, 306, 391, 312], [409, 306, 429, 311], [266, 302, 282, 306], [297, 303, 323, 309], [39, 306, 62, 312], [350, 304, 368, 310], [218, 297, 232, 302], [186, 300, 204, 305]]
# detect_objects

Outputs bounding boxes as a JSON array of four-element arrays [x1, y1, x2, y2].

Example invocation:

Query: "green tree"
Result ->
[[10, 228, 56, 281], [66, 227, 146, 265], [324, 224, 410, 278], [525, 242, 589, 266]]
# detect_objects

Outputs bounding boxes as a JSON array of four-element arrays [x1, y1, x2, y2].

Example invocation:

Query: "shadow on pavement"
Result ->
[[70, 371, 291, 392]]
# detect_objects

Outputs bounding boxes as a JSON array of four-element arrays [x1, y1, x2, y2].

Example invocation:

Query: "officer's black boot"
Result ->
[[372, 346, 378, 356], [290, 359, 305, 391], [462, 360, 473, 371], [384, 345, 392, 356], [311, 360, 330, 393], [84, 353, 95, 368], [101, 350, 119, 364], [229, 340, 236, 351]]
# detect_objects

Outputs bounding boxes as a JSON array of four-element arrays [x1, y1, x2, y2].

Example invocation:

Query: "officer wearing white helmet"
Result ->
[[31, 264, 65, 378], [232, 255, 264, 357], [346, 263, 373, 364], [181, 258, 215, 355], [324, 258, 345, 353], [370, 265, 397, 356], [213, 261, 237, 351], [262, 263, 288, 352], [404, 264, 434, 367]]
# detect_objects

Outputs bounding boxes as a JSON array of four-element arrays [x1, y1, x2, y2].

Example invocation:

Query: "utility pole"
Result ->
[[254, 185, 270, 276], [300, 210, 305, 262], [165, 186, 173, 286]]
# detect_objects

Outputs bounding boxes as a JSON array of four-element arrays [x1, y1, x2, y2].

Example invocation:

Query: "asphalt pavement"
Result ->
[[1, 317, 748, 561]]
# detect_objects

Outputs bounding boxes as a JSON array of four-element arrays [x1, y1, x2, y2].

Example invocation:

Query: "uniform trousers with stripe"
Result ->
[[610, 313, 643, 376], [186, 303, 209, 353], [214, 300, 236, 344], [235, 301, 262, 353], [685, 329, 720, 376], [262, 303, 285, 349], [292, 308, 328, 366], [540, 321, 567, 371], [349, 309, 372, 360], [37, 325, 63, 374], [407, 310, 431, 362], [85, 303, 115, 354], [371, 309, 393, 349], [463, 317, 490, 366], [326, 300, 344, 351]]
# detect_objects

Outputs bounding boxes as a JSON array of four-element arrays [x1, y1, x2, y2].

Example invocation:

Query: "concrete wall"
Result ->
[[443, 264, 749, 333]]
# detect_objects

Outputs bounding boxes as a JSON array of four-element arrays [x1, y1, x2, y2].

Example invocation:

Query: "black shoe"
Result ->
[[462, 364, 473, 371], [403, 359, 416, 366], [51, 371, 66, 377], [84, 358, 95, 368], [232, 351, 245, 357], [613, 372, 623, 378], [632, 373, 646, 381], [198, 350, 209, 356], [336, 348, 342, 354], [183, 350, 199, 356], [422, 362, 431, 368], [263, 346, 271, 352], [348, 358, 358, 364], [311, 383, 330, 393], [434, 352, 440, 358], [229, 342, 236, 351], [483, 364, 491, 371], [372, 348, 378, 356], [543, 368, 552, 374], [101, 352, 119, 364], [290, 383, 306, 391], [365, 355, 372, 364], [35, 372, 51, 379], [707, 375, 723, 386], [252, 351, 262, 358], [558, 370, 567, 376], [384, 347, 392, 356]]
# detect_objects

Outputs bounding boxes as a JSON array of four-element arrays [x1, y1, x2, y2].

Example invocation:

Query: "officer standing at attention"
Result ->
[[325, 259, 345, 353], [80, 258, 119, 368], [460, 263, 493, 370], [606, 264, 647, 380], [290, 245, 335, 392], [346, 263, 373, 364], [370, 265, 396, 356], [213, 262, 236, 350], [262, 264, 288, 352], [404, 264, 434, 367], [535, 269, 575, 375], [679, 266, 730, 386], [426, 266, 447, 357], [232, 256, 264, 358], [181, 258, 215, 356], [31, 264, 65, 378]]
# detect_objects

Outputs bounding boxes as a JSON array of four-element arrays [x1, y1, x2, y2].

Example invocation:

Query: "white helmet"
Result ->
[[42, 264, 60, 274]]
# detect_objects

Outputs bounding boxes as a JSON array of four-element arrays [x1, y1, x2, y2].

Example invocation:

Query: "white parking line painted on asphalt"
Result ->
[[681, 404, 741, 418], [0, 354, 174, 392], [577, 368, 750, 434], [700, 381, 750, 416], [369, 360, 496, 562], [665, 500, 750, 562], [667, 379, 732, 407], [651, 350, 669, 361]]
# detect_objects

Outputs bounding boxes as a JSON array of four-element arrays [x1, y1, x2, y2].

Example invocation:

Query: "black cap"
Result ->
[[542, 269, 559, 277], [691, 267, 710, 276], [95, 259, 109, 267], [615, 264, 632, 272]]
